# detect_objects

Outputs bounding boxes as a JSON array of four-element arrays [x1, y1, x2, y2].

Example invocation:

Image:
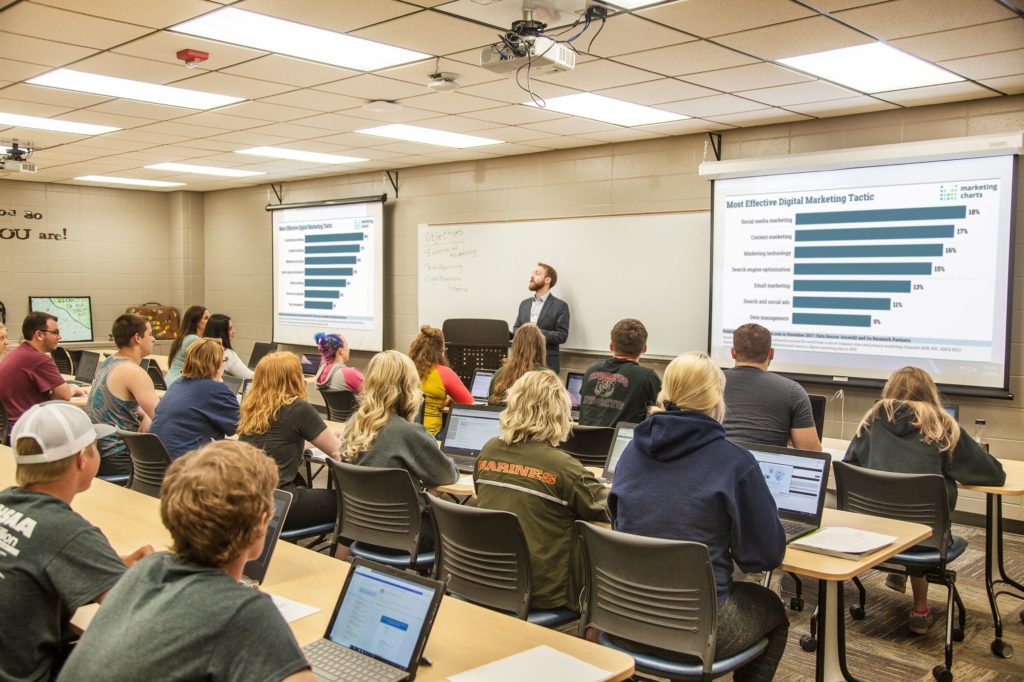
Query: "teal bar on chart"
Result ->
[[304, 301, 333, 310], [795, 225, 954, 241], [794, 244, 943, 258], [793, 296, 891, 311], [793, 280, 911, 293], [304, 232, 364, 243], [304, 267, 353, 276], [795, 206, 966, 225], [794, 262, 932, 275], [304, 290, 340, 299], [305, 255, 357, 264], [793, 313, 872, 328]]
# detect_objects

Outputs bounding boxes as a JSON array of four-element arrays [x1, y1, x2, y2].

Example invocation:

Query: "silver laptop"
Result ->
[[469, 369, 495, 404], [304, 558, 445, 682], [241, 489, 292, 588], [602, 421, 637, 483], [738, 442, 831, 544], [440, 404, 503, 473], [71, 350, 100, 387], [300, 352, 321, 377], [565, 371, 584, 421]]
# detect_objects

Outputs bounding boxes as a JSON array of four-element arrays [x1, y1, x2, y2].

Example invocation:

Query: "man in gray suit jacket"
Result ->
[[513, 262, 570, 373]]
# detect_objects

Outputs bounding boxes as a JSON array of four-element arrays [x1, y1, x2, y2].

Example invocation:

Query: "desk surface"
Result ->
[[0, 445, 634, 681]]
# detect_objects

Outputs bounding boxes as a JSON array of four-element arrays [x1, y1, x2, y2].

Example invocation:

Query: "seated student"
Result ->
[[164, 305, 209, 387], [0, 402, 152, 682], [408, 325, 473, 437], [149, 339, 239, 459], [85, 314, 160, 476], [844, 366, 1005, 634], [579, 318, 661, 426], [487, 323, 548, 406], [474, 370, 609, 611], [203, 313, 253, 380], [238, 352, 340, 532], [0, 312, 86, 432], [58, 440, 314, 682], [313, 332, 364, 393], [722, 323, 820, 451], [609, 352, 788, 682]]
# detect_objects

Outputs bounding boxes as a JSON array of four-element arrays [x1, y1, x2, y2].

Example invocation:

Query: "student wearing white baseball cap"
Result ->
[[0, 401, 152, 682]]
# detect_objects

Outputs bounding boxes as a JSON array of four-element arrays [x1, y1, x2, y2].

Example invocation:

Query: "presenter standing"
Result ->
[[514, 262, 570, 373]]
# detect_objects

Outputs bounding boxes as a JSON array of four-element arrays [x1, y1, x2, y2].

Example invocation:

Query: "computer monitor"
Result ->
[[28, 296, 94, 342]]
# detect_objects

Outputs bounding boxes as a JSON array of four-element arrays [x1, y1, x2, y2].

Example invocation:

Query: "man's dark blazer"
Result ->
[[514, 294, 570, 373]]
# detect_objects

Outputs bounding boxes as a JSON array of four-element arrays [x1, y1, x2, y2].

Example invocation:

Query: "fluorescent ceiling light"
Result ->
[[172, 7, 430, 71], [525, 93, 688, 126], [28, 69, 242, 110], [0, 111, 119, 135], [146, 162, 265, 177], [355, 124, 503, 148], [603, 0, 675, 8], [76, 175, 184, 188], [235, 147, 367, 164], [778, 43, 963, 93]]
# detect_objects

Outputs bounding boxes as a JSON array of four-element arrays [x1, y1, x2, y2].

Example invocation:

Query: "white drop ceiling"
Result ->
[[0, 0, 1020, 192]]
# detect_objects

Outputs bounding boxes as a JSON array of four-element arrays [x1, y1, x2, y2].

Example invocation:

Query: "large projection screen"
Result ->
[[709, 155, 1017, 396], [271, 198, 384, 350]]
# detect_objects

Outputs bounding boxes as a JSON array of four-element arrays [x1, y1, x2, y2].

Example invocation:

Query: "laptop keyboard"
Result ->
[[304, 639, 407, 682], [782, 520, 813, 539], [447, 454, 477, 473]]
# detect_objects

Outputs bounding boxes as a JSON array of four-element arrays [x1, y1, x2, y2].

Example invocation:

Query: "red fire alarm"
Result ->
[[176, 48, 209, 68]]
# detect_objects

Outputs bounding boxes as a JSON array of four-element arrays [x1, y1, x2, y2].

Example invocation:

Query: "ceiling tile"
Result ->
[[316, 74, 429, 101], [639, 118, 732, 135], [455, 78, 581, 104], [173, 111, 272, 130], [133, 120, 231, 138], [835, 0, 1016, 40], [287, 111, 382, 132], [706, 108, 812, 126], [400, 92, 501, 115], [73, 52, 198, 84], [582, 128, 665, 143], [0, 83, 111, 108], [874, 80, 997, 106], [102, 129, 192, 145], [352, 11, 497, 55], [212, 100, 320, 122], [114, 31, 268, 69], [32, 0, 219, 29], [338, 105, 441, 124], [0, 128, 85, 147], [740, 80, 860, 106], [638, 0, 815, 38], [375, 57, 501, 88], [786, 95, 898, 117], [461, 105, 568, 126], [469, 125, 562, 143], [0, 96, 71, 117], [0, 3, 151, 49], [683, 62, 812, 91], [258, 89, 364, 112], [242, 121, 352, 140], [0, 58, 52, 83], [939, 49, 1024, 81], [892, 20, 1024, 62], [520, 116, 621, 136], [58, 110, 157, 129], [979, 74, 1024, 95], [534, 59, 660, 91], [596, 78, 717, 105], [304, 131, 397, 148], [404, 115, 501, 134], [808, 0, 888, 9], [234, 0, 419, 33], [660, 93, 766, 117], [583, 13, 694, 58], [81, 99, 196, 120], [172, 71, 293, 99], [714, 16, 872, 60], [615, 41, 759, 78], [222, 54, 358, 87], [0, 31, 98, 66], [205, 130, 295, 146]]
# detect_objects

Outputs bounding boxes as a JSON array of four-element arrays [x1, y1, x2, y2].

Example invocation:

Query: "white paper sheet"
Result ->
[[447, 645, 613, 682], [269, 593, 320, 623]]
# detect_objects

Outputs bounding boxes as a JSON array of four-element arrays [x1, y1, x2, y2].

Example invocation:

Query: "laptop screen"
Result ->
[[299, 353, 321, 376], [944, 403, 959, 422], [248, 342, 278, 370], [747, 447, 829, 521], [327, 562, 439, 670], [470, 370, 494, 400], [604, 422, 636, 477], [243, 489, 292, 585], [565, 372, 584, 410], [442, 405, 503, 456], [76, 351, 100, 383]]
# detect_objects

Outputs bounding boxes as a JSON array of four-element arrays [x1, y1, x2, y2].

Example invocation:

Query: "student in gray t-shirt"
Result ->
[[0, 401, 152, 682], [722, 323, 821, 451], [59, 440, 314, 682]]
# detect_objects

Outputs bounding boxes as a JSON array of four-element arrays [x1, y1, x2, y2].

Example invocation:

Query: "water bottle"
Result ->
[[973, 418, 990, 453]]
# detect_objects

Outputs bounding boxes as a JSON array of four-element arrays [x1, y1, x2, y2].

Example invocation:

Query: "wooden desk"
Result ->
[[782, 508, 930, 681], [0, 445, 633, 680]]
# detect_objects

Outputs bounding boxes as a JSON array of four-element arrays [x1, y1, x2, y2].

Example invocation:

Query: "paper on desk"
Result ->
[[792, 527, 896, 556], [822, 446, 846, 461], [308, 448, 328, 463], [447, 645, 612, 682], [457, 474, 474, 486], [269, 593, 320, 623]]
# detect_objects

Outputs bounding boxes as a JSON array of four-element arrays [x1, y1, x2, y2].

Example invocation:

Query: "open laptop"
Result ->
[[737, 442, 831, 544], [565, 371, 584, 421], [303, 558, 445, 682], [300, 352, 322, 377], [248, 342, 278, 370], [440, 404, 503, 473], [469, 369, 495, 404], [602, 421, 637, 483], [70, 350, 100, 387], [222, 375, 243, 397], [241, 489, 292, 588]]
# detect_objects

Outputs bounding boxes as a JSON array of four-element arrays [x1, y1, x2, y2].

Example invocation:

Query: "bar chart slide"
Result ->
[[716, 176, 1005, 364]]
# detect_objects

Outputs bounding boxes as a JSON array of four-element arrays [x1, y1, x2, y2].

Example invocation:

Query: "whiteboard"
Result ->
[[418, 212, 710, 358]]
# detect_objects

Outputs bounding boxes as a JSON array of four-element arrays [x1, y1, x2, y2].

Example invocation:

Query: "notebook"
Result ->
[[71, 350, 100, 387], [303, 558, 444, 682], [602, 421, 637, 483], [565, 371, 584, 420], [248, 342, 278, 370], [737, 442, 831, 544], [300, 353, 322, 377], [240, 489, 292, 588], [440, 404, 503, 473], [469, 369, 495, 404]]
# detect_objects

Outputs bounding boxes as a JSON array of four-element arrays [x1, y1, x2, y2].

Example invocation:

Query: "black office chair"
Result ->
[[575, 521, 769, 680], [562, 425, 615, 467], [118, 431, 172, 498], [319, 389, 358, 422], [428, 496, 579, 627], [146, 363, 167, 391], [50, 347, 74, 375], [326, 460, 434, 572], [279, 514, 336, 548], [833, 462, 966, 682], [808, 394, 826, 440], [442, 318, 510, 385]]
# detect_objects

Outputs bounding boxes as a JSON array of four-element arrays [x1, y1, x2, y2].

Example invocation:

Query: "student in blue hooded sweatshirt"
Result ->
[[609, 351, 788, 682]]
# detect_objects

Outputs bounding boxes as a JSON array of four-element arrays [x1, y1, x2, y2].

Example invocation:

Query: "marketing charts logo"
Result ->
[[939, 184, 958, 201]]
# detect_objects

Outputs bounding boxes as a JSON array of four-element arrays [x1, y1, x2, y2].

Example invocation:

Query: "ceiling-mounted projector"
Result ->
[[480, 34, 575, 75]]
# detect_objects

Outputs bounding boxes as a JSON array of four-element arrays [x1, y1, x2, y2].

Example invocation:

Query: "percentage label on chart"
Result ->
[[892, 301, 903, 308], [873, 318, 882, 325], [946, 247, 957, 254], [957, 228, 969, 235], [913, 284, 924, 290], [934, 266, 946, 272], [969, 209, 980, 215]]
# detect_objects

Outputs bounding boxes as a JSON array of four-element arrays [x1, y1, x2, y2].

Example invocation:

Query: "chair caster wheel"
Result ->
[[790, 596, 804, 611], [952, 626, 964, 642], [800, 634, 817, 652], [849, 605, 865, 620], [991, 639, 1013, 658], [932, 665, 952, 681]]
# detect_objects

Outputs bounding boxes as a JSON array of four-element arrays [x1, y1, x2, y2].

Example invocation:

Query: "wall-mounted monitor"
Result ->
[[28, 296, 94, 342]]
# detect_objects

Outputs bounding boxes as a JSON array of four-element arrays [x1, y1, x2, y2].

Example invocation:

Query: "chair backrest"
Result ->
[[427, 496, 532, 619], [50, 347, 74, 375], [146, 363, 167, 391], [326, 460, 426, 560], [118, 431, 172, 498], [319, 389, 358, 422], [442, 319, 510, 385], [575, 521, 718, 674], [808, 394, 826, 440], [833, 462, 950, 554], [562, 425, 615, 467]]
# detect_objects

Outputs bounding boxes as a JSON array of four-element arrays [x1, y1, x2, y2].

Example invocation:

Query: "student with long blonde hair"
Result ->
[[844, 366, 1004, 633], [408, 325, 472, 436], [487, 323, 548, 406], [238, 352, 340, 532]]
